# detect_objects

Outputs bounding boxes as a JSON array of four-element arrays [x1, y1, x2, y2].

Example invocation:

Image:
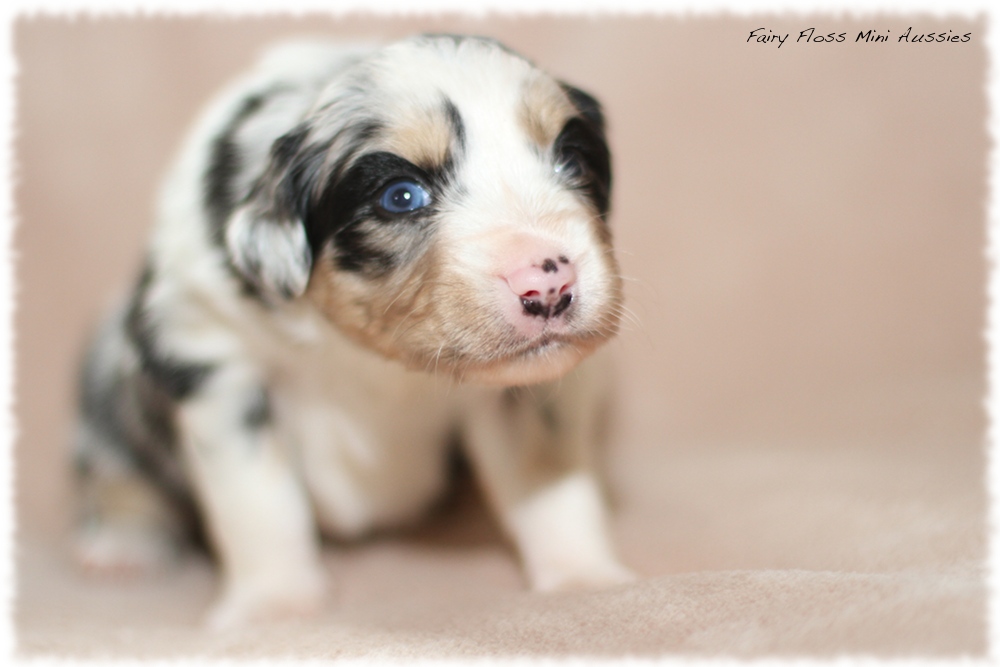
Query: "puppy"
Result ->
[[72, 35, 631, 628]]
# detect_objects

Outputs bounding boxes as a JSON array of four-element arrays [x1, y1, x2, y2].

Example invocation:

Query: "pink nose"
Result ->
[[505, 256, 577, 319]]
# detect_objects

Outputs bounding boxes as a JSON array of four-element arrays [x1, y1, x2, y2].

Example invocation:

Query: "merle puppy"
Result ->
[[73, 35, 631, 627]]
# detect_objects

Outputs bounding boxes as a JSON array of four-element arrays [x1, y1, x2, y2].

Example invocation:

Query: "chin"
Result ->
[[451, 338, 597, 387]]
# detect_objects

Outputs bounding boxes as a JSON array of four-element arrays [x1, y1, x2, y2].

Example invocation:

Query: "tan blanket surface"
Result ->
[[13, 15, 988, 659]]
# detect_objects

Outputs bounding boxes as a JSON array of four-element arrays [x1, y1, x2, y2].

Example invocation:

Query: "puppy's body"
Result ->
[[74, 36, 630, 627]]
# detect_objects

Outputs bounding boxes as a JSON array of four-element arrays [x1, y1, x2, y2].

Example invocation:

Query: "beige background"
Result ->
[[14, 15, 988, 657]]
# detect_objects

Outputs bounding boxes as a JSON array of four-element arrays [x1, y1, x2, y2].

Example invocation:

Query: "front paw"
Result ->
[[509, 474, 637, 594], [206, 566, 327, 630]]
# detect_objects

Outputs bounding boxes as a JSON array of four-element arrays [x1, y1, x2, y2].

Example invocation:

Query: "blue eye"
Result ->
[[378, 180, 430, 214]]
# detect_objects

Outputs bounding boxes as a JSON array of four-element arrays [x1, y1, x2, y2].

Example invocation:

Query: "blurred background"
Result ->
[[14, 15, 988, 656]]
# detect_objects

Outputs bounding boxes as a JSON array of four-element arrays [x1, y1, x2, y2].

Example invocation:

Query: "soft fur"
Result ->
[[72, 35, 631, 628]]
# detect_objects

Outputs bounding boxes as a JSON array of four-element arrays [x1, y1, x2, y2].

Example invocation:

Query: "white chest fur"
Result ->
[[266, 311, 466, 538]]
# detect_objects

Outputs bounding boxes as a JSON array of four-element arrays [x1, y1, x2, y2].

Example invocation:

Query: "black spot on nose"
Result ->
[[541, 258, 558, 273]]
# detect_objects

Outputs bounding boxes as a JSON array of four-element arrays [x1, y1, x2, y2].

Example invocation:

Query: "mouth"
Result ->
[[510, 333, 569, 358], [450, 330, 604, 386]]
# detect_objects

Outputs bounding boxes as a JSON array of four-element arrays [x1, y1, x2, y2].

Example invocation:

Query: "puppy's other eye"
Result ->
[[378, 180, 430, 214]]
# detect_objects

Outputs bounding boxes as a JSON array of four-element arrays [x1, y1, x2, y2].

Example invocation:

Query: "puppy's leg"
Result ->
[[176, 363, 326, 629], [74, 446, 186, 575], [461, 364, 634, 592], [73, 317, 198, 575]]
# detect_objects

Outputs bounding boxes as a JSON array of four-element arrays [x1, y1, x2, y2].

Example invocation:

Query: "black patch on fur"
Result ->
[[269, 123, 341, 219], [79, 368, 203, 533], [125, 265, 215, 401], [306, 150, 453, 275], [254, 119, 383, 257], [270, 123, 311, 171], [203, 89, 293, 300], [556, 84, 612, 218], [554, 117, 612, 218], [443, 97, 466, 153], [204, 91, 273, 242], [243, 387, 271, 430], [76, 315, 207, 548]]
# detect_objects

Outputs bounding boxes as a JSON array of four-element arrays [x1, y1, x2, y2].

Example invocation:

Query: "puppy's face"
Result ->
[[235, 37, 621, 385]]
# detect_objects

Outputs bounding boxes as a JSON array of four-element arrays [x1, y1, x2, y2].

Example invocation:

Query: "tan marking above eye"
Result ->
[[380, 105, 454, 169], [519, 75, 577, 148]]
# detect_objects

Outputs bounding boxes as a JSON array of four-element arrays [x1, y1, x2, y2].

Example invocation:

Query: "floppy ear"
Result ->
[[560, 83, 607, 136], [222, 127, 318, 301], [224, 205, 312, 300], [556, 83, 612, 218]]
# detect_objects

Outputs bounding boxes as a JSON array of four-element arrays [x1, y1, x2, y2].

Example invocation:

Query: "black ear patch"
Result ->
[[204, 92, 273, 241], [218, 118, 385, 300], [201, 90, 319, 302], [556, 83, 612, 218], [126, 264, 215, 400], [220, 124, 318, 301]]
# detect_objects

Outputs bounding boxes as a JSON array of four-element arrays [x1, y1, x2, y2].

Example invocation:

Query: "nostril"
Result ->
[[521, 297, 551, 318], [552, 292, 573, 318]]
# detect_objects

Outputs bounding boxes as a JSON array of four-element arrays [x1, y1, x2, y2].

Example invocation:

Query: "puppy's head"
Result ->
[[229, 35, 621, 386]]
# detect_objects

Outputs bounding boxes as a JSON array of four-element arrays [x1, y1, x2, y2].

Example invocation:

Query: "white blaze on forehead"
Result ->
[[373, 38, 538, 110], [368, 40, 584, 228]]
